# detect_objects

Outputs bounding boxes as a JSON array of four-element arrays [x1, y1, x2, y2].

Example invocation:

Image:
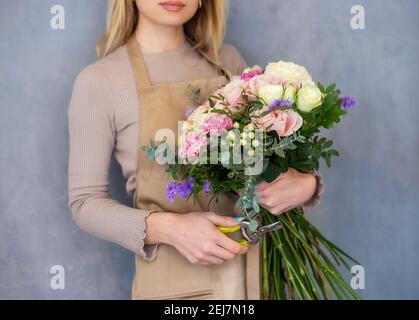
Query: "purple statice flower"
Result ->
[[268, 99, 293, 111], [165, 181, 181, 203], [184, 107, 195, 119], [203, 180, 212, 193], [179, 177, 195, 199], [165, 177, 196, 203], [341, 96, 357, 109]]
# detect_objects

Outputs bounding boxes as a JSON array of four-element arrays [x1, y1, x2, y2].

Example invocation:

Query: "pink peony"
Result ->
[[179, 132, 208, 160], [261, 110, 303, 137], [201, 114, 234, 135]]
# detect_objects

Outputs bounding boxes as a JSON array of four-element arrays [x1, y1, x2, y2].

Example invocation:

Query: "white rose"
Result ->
[[296, 84, 323, 112], [188, 103, 209, 122], [282, 85, 297, 103], [258, 84, 284, 105], [265, 61, 312, 85]]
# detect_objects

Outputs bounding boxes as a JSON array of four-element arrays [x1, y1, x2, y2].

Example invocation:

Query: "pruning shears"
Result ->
[[217, 220, 283, 246]]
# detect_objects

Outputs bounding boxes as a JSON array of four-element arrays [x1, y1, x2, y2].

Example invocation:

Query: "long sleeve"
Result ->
[[67, 65, 157, 260]]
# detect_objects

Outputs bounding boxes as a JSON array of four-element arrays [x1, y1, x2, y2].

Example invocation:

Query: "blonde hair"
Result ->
[[97, 0, 226, 63]]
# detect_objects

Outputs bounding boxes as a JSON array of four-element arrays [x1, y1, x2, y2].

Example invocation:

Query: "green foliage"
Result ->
[[300, 82, 347, 138]]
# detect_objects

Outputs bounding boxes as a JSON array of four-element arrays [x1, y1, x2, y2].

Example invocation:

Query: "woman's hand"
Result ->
[[145, 211, 247, 265], [256, 168, 317, 215]]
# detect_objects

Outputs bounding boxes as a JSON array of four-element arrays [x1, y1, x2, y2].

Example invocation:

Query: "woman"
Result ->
[[68, 0, 323, 300]]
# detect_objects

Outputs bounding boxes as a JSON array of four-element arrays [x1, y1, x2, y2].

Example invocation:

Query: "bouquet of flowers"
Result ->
[[144, 61, 359, 300]]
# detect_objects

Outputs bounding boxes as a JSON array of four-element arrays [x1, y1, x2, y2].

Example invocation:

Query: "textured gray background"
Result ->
[[0, 0, 418, 299]]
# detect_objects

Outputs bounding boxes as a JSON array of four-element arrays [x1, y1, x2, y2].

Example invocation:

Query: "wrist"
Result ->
[[303, 173, 317, 202], [144, 211, 177, 245]]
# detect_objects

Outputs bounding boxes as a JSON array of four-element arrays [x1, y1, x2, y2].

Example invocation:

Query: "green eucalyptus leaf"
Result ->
[[253, 201, 260, 213], [147, 149, 156, 161], [274, 147, 286, 158], [249, 219, 259, 232], [253, 194, 262, 203], [149, 139, 156, 149]]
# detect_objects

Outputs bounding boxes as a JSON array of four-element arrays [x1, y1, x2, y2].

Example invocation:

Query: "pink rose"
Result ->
[[246, 74, 283, 97], [220, 79, 245, 108], [261, 110, 303, 137], [201, 114, 234, 135]]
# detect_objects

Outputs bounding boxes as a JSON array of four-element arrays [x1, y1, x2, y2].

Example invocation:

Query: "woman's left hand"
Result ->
[[255, 168, 317, 215]]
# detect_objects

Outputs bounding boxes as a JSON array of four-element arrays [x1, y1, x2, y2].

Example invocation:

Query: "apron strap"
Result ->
[[127, 36, 152, 88]]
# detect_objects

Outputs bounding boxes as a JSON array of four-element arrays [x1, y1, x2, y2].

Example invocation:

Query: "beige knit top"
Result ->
[[67, 42, 323, 260]]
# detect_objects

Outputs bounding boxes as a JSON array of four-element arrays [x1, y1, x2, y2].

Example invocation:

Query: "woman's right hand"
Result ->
[[145, 211, 248, 265]]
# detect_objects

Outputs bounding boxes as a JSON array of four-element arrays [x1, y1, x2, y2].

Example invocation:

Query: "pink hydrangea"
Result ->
[[179, 132, 208, 161], [201, 114, 234, 135]]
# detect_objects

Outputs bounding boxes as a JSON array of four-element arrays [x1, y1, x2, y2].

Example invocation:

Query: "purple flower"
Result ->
[[166, 177, 199, 203], [165, 178, 195, 203], [341, 96, 357, 109], [180, 177, 195, 199], [165, 181, 180, 203], [203, 180, 212, 193], [184, 107, 195, 119], [268, 99, 293, 111]]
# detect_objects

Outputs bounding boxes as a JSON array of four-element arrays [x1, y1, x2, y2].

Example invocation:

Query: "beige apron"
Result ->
[[127, 36, 260, 300]]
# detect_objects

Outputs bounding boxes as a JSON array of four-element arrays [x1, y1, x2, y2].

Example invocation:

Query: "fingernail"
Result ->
[[233, 216, 245, 222]]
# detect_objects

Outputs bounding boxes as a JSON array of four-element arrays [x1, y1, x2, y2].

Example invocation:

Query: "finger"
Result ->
[[216, 233, 248, 255], [256, 173, 287, 192], [205, 212, 239, 228], [209, 244, 236, 261], [274, 204, 296, 215], [255, 187, 268, 200], [255, 181, 270, 192], [258, 192, 276, 209], [199, 255, 224, 265], [269, 206, 283, 215]]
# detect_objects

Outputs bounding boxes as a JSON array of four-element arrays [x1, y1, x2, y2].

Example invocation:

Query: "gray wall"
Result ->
[[0, 0, 418, 299]]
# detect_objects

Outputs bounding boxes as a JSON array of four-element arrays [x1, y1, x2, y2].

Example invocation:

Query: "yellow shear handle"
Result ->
[[217, 226, 249, 247]]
